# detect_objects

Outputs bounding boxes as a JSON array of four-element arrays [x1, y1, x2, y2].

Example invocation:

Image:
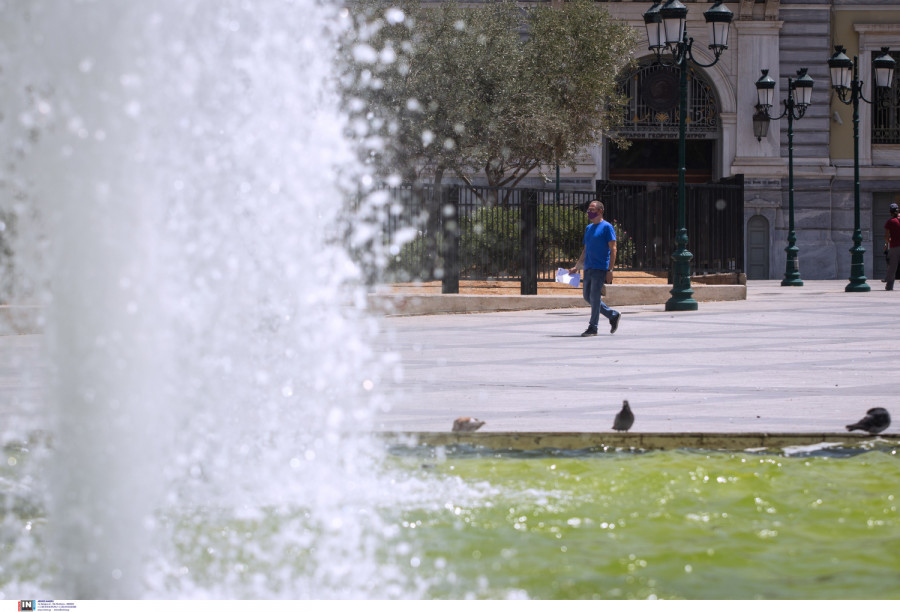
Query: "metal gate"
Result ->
[[377, 178, 744, 293], [595, 176, 744, 275]]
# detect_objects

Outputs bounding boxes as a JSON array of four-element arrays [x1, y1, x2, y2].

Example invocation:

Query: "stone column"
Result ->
[[731, 19, 786, 176]]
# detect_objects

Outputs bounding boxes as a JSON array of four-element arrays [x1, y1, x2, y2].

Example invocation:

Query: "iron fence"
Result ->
[[596, 176, 745, 275], [382, 185, 595, 284], [378, 178, 743, 292]]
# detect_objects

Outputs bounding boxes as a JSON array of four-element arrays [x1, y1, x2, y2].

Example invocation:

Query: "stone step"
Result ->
[[368, 284, 746, 315]]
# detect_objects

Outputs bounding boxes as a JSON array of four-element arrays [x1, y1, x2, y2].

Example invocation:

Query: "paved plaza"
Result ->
[[2, 280, 898, 442], [373, 280, 899, 435]]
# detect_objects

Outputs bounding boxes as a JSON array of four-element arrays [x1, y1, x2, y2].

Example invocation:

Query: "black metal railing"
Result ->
[[596, 176, 744, 276], [381, 185, 595, 284], [375, 178, 743, 293]]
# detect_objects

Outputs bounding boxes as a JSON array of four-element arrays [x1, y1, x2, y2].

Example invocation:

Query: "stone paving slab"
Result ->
[[372, 280, 900, 436], [4, 280, 898, 448]]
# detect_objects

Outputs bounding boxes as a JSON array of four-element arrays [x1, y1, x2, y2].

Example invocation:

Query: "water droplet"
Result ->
[[379, 46, 396, 64], [385, 8, 405, 24], [352, 44, 378, 64]]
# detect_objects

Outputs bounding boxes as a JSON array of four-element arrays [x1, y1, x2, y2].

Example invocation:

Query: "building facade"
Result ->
[[457, 1, 900, 281]]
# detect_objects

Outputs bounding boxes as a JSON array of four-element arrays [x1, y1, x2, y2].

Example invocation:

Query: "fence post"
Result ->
[[521, 189, 538, 295], [441, 185, 460, 294]]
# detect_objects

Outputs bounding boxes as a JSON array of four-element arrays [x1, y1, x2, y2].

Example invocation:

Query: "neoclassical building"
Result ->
[[564, 0, 900, 281], [446, 1, 900, 281]]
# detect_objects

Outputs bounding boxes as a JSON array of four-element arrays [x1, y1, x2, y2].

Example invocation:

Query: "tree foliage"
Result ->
[[338, 0, 637, 192]]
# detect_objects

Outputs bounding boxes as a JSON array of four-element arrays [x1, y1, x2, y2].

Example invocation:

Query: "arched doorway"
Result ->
[[609, 61, 721, 183], [747, 215, 770, 280]]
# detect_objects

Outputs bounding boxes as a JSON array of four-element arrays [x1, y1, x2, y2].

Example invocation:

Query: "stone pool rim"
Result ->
[[381, 432, 900, 452]]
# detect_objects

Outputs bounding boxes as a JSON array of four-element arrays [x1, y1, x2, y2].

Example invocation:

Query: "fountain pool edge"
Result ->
[[380, 431, 900, 452]]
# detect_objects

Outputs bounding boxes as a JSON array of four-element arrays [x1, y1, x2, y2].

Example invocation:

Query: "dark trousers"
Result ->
[[886, 246, 900, 290]]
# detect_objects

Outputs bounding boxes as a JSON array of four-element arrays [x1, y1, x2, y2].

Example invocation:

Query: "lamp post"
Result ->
[[753, 68, 815, 286], [827, 45, 896, 292], [643, 1, 733, 311]]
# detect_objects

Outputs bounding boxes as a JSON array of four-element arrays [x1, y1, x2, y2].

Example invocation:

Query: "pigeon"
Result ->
[[452, 417, 485, 432], [846, 407, 891, 435], [612, 400, 634, 432]]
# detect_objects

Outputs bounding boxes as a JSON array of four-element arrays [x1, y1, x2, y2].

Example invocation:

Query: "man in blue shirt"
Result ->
[[569, 200, 621, 336]]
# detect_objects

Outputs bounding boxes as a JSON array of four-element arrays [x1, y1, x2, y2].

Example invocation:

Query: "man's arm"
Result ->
[[569, 247, 585, 274], [606, 240, 617, 283]]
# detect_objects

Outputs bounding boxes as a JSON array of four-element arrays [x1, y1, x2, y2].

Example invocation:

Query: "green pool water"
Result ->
[[383, 445, 900, 599], [2, 443, 898, 599]]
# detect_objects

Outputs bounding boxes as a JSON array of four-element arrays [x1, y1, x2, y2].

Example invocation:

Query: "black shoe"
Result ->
[[609, 312, 621, 334], [581, 326, 598, 337]]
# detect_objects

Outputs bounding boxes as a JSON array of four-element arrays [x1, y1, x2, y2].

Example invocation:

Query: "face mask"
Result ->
[[587, 211, 598, 220]]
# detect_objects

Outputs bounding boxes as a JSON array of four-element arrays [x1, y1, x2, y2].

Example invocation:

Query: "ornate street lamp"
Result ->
[[752, 107, 771, 142], [643, 1, 733, 311], [754, 68, 815, 287], [827, 45, 896, 292]]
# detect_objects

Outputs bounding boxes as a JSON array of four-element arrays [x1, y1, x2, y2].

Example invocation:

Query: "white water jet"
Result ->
[[2, 0, 406, 598]]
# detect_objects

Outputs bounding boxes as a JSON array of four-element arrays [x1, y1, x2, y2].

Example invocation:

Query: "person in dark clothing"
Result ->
[[884, 202, 900, 291]]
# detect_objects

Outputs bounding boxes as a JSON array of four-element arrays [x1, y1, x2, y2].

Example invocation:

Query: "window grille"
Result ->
[[616, 61, 719, 140], [873, 50, 900, 145]]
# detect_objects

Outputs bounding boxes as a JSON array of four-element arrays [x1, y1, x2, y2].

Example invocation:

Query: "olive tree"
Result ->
[[338, 0, 636, 193], [338, 0, 635, 280]]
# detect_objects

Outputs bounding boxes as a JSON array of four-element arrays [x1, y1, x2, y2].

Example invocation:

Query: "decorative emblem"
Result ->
[[641, 70, 679, 112]]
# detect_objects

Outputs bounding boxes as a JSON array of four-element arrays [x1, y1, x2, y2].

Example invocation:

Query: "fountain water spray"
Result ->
[[2, 0, 406, 598]]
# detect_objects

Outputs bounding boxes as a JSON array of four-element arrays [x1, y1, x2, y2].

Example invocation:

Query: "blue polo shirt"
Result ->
[[583, 220, 616, 270]]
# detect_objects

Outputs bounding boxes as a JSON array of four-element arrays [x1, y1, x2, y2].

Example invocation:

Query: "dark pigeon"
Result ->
[[846, 407, 891, 435], [452, 417, 485, 432], [612, 400, 634, 432]]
